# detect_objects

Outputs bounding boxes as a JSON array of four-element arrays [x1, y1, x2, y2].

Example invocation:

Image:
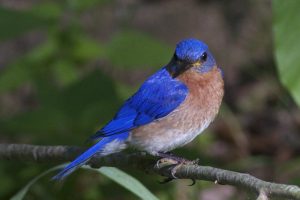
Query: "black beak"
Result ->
[[166, 58, 191, 78]]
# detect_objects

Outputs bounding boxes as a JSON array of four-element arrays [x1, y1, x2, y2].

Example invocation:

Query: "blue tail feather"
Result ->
[[52, 132, 129, 180]]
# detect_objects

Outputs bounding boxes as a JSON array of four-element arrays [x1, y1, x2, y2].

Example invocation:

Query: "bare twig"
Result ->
[[1, 143, 300, 199]]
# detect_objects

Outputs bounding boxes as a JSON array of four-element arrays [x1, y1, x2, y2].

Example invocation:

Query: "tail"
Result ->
[[52, 132, 129, 180]]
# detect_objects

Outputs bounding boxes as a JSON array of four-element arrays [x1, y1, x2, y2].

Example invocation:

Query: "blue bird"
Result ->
[[53, 39, 224, 180]]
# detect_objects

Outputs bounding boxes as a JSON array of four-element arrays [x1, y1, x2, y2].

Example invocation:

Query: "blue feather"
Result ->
[[90, 67, 188, 139], [52, 132, 129, 180]]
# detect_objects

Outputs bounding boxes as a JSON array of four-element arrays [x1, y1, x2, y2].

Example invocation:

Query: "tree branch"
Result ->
[[1, 143, 299, 199]]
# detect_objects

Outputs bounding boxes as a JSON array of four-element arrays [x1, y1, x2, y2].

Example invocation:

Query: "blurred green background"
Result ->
[[0, 0, 300, 199]]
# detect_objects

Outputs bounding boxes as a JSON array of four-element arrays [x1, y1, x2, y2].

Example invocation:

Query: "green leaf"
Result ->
[[273, 0, 300, 106], [104, 31, 172, 69], [71, 36, 104, 61], [85, 166, 159, 200], [0, 7, 48, 40], [52, 60, 80, 87], [10, 164, 66, 200]]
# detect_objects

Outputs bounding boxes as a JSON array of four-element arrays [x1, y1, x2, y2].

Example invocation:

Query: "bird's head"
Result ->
[[167, 39, 216, 78]]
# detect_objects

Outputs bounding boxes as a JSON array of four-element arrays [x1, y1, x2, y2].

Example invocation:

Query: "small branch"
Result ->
[[1, 144, 300, 199]]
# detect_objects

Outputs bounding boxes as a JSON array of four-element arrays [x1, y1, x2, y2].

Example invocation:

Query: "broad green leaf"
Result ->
[[273, 0, 300, 106], [0, 7, 48, 40], [104, 31, 172, 69], [85, 166, 159, 200], [10, 164, 66, 200]]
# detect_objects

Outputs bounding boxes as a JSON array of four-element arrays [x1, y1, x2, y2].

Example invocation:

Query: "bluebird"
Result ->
[[53, 38, 224, 180]]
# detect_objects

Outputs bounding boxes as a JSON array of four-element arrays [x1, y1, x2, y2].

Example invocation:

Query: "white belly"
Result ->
[[130, 119, 212, 154]]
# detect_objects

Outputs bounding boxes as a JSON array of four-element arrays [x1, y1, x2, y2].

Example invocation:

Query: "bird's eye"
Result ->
[[200, 52, 207, 62]]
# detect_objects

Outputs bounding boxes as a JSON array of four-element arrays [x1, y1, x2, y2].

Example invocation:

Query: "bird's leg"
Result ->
[[155, 152, 198, 185], [156, 152, 198, 165]]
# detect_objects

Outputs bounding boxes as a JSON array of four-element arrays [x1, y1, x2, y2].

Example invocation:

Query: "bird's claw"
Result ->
[[155, 153, 199, 185], [170, 163, 182, 178], [188, 179, 196, 186]]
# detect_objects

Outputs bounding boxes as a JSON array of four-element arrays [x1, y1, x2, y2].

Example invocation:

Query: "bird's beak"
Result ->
[[166, 59, 198, 78]]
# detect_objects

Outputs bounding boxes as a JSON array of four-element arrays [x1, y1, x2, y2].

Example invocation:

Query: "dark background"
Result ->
[[1, 0, 300, 199]]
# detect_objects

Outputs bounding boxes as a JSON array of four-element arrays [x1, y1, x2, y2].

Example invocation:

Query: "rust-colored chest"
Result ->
[[177, 66, 224, 122]]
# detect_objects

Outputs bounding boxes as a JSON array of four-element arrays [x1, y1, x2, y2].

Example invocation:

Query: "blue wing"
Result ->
[[90, 67, 188, 139]]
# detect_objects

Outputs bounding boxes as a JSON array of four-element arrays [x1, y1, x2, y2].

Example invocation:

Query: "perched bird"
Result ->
[[53, 38, 224, 180]]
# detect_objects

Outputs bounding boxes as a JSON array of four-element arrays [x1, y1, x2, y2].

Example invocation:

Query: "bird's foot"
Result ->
[[155, 152, 198, 185], [155, 152, 199, 167]]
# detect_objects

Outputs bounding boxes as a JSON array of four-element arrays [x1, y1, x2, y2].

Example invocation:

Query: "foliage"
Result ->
[[0, 7, 49, 40], [10, 165, 66, 200], [273, 0, 300, 107], [103, 31, 171, 69], [11, 165, 158, 200], [86, 166, 159, 200]]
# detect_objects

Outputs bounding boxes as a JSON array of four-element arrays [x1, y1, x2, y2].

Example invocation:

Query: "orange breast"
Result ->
[[177, 66, 224, 123]]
